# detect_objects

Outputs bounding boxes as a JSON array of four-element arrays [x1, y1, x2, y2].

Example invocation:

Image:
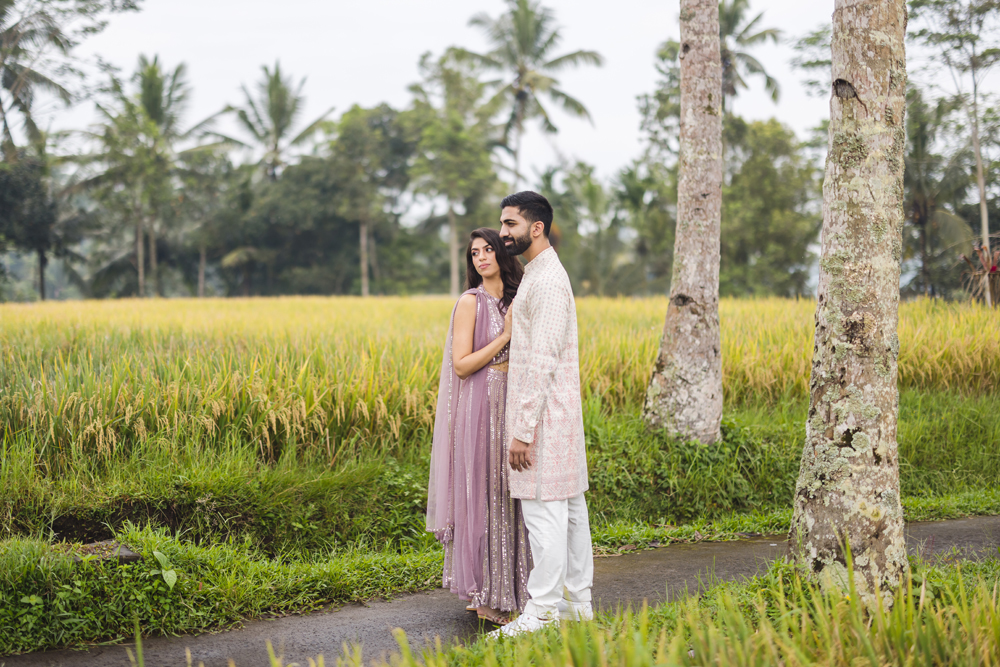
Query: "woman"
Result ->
[[426, 227, 532, 625]]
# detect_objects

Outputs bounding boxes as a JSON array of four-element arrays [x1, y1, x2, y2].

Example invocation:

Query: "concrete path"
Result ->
[[6, 516, 1000, 667]]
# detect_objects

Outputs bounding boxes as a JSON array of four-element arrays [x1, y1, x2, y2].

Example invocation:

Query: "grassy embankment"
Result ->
[[0, 297, 997, 652]]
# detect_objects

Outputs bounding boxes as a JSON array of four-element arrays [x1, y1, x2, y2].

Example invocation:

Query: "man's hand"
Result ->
[[509, 438, 532, 472]]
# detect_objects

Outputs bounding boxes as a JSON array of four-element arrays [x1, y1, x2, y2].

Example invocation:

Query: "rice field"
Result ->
[[0, 296, 997, 470]]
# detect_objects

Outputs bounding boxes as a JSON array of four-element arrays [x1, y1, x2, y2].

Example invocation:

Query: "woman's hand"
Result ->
[[501, 305, 513, 343]]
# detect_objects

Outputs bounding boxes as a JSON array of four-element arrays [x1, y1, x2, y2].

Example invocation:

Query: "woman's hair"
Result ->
[[465, 227, 523, 308]]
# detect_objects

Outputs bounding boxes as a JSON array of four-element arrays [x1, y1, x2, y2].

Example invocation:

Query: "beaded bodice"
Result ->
[[480, 285, 509, 365]]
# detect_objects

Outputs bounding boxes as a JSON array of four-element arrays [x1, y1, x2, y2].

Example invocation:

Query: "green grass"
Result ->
[[349, 557, 1000, 667], [7, 500, 1000, 657], [585, 389, 1000, 526], [0, 524, 444, 656], [180, 556, 1000, 667], [590, 488, 1000, 555], [5, 485, 1000, 654]]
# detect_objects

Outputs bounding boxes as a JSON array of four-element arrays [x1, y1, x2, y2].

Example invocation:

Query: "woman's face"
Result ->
[[471, 237, 501, 280]]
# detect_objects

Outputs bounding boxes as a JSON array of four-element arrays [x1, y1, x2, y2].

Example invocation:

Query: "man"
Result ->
[[492, 190, 593, 637]]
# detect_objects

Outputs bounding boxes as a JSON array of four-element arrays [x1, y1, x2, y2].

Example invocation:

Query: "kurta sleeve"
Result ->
[[511, 279, 571, 444]]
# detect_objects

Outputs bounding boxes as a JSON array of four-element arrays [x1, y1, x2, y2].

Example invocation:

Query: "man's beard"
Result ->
[[504, 230, 532, 256]]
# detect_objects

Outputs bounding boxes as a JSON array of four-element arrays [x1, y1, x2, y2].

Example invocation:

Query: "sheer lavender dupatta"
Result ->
[[426, 288, 499, 600]]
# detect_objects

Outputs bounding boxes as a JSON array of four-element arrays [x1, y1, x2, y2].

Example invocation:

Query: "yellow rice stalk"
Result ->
[[0, 297, 995, 463]]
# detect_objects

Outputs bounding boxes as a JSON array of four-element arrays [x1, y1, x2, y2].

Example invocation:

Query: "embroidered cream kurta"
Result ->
[[506, 247, 588, 501]]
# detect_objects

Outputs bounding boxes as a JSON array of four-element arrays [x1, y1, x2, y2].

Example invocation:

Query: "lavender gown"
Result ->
[[426, 286, 532, 612]]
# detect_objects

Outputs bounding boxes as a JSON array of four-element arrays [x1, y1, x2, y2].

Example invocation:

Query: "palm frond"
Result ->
[[179, 108, 227, 141], [237, 84, 269, 141], [763, 72, 780, 102], [543, 49, 604, 72], [933, 209, 975, 248], [289, 105, 336, 146], [736, 19, 783, 48], [547, 87, 592, 122], [200, 131, 250, 150], [735, 51, 770, 78], [175, 141, 233, 159], [449, 47, 504, 70], [4, 63, 72, 104], [531, 97, 558, 134], [236, 108, 266, 144]]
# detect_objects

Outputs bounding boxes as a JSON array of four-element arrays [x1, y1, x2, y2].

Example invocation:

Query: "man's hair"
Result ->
[[500, 191, 554, 237]]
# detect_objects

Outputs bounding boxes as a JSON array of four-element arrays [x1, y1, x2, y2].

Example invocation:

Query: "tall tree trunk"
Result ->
[[788, 0, 908, 607], [918, 208, 931, 296], [970, 92, 992, 307], [359, 217, 370, 297], [134, 185, 145, 297], [369, 227, 381, 292], [198, 245, 206, 298], [512, 97, 525, 190], [148, 217, 158, 297], [642, 0, 724, 445], [37, 249, 47, 301], [135, 221, 145, 298], [448, 202, 460, 297]]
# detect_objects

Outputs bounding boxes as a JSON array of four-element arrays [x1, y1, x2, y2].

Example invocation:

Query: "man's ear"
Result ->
[[531, 220, 544, 238]]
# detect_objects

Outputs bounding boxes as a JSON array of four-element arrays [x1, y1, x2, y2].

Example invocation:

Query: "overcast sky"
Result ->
[[44, 0, 980, 185]]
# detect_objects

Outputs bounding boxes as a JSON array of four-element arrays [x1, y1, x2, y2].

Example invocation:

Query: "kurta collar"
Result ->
[[524, 246, 556, 275]]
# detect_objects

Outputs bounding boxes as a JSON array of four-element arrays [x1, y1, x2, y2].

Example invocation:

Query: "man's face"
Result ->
[[499, 206, 533, 256]]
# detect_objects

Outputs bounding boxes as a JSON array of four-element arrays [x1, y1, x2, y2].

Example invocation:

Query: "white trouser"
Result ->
[[520, 493, 594, 619]]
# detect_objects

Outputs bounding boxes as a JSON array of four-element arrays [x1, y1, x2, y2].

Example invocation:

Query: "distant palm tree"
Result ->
[[216, 62, 334, 180], [135, 55, 193, 143], [718, 0, 782, 111], [455, 0, 603, 187], [78, 55, 220, 297], [77, 87, 155, 297], [903, 86, 974, 297], [647, 0, 781, 138], [132, 55, 221, 295], [0, 0, 72, 157]]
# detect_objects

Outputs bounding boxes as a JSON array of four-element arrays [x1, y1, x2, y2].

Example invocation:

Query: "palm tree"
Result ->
[[645, 0, 781, 153], [216, 62, 334, 180], [135, 55, 193, 144], [76, 87, 155, 297], [455, 0, 603, 187], [718, 0, 782, 112], [411, 53, 498, 296], [132, 55, 222, 295], [0, 0, 72, 157], [77, 56, 219, 297], [903, 87, 974, 297]]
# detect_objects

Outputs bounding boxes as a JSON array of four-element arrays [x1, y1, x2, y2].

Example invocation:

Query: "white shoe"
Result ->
[[557, 598, 594, 621], [486, 612, 556, 639]]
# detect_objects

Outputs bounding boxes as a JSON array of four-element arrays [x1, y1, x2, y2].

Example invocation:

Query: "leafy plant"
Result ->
[[150, 550, 177, 590]]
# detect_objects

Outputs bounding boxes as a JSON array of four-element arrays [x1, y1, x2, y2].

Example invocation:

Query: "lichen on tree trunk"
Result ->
[[788, 0, 909, 608], [642, 0, 723, 445]]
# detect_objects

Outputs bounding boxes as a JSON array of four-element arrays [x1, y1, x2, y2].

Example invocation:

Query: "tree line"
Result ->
[[0, 0, 997, 302]]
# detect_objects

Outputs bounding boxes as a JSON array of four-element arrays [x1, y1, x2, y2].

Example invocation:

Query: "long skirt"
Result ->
[[443, 367, 532, 612]]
